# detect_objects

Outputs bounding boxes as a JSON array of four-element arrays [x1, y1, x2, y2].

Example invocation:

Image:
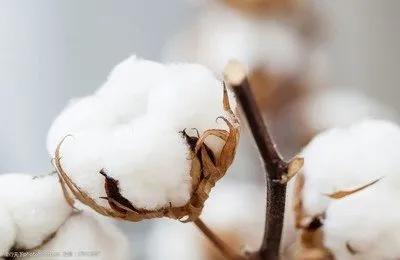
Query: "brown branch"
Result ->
[[194, 218, 245, 260], [224, 61, 291, 260]]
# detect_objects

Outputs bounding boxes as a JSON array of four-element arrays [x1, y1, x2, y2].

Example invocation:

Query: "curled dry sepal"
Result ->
[[291, 119, 400, 259], [50, 56, 240, 223]]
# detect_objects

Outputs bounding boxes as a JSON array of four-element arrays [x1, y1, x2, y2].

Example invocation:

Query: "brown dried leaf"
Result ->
[[327, 178, 381, 199]]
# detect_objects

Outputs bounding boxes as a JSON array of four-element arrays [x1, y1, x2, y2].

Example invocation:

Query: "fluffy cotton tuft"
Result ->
[[24, 211, 129, 260], [322, 187, 400, 259], [47, 56, 235, 211], [0, 173, 72, 249], [300, 119, 400, 216], [0, 203, 16, 256]]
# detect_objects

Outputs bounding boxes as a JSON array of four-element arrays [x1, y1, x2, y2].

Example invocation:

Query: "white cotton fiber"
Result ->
[[47, 55, 234, 211], [0, 202, 16, 257], [323, 187, 400, 259], [24, 211, 129, 260], [0, 173, 72, 249], [300, 119, 400, 216]]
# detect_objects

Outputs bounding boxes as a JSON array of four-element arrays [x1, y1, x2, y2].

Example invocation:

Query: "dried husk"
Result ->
[[292, 173, 381, 259], [293, 173, 333, 260], [53, 85, 240, 223]]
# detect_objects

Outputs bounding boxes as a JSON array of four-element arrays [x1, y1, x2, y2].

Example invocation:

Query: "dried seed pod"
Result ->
[[50, 57, 240, 223]]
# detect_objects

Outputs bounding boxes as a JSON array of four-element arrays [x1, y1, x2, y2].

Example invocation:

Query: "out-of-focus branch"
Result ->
[[194, 218, 245, 260], [224, 61, 301, 260]]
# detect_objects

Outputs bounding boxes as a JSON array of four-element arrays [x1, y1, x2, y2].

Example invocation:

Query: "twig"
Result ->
[[194, 218, 245, 260], [224, 61, 295, 260]]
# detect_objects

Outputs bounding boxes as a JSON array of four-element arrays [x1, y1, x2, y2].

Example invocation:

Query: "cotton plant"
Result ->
[[286, 119, 400, 259], [0, 173, 129, 260]]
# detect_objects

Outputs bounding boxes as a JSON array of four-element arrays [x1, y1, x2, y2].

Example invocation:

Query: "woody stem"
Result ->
[[224, 61, 288, 260]]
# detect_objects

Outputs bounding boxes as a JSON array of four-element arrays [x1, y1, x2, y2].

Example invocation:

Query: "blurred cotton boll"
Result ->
[[272, 87, 397, 157], [0, 202, 16, 257], [0, 173, 73, 249], [163, 1, 307, 77], [303, 88, 397, 133], [24, 211, 130, 260], [0, 173, 129, 260], [146, 181, 265, 259]]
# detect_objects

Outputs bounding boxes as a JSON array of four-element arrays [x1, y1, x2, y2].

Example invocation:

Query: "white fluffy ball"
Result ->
[[47, 56, 234, 211], [0, 173, 72, 249], [323, 187, 400, 259], [300, 119, 400, 216], [0, 202, 16, 256], [24, 211, 129, 260]]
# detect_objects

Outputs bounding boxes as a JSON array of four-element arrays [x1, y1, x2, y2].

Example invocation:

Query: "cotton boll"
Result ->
[[323, 187, 400, 259], [163, 2, 306, 77], [300, 119, 400, 216], [304, 89, 396, 133], [24, 211, 129, 260], [50, 56, 235, 212], [0, 203, 16, 256], [0, 173, 72, 249]]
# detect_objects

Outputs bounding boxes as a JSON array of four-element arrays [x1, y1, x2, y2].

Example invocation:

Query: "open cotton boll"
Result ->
[[300, 119, 400, 216], [0, 203, 16, 257], [0, 173, 72, 249], [304, 88, 397, 133], [24, 211, 129, 260], [59, 117, 191, 210], [323, 187, 400, 259], [49, 56, 238, 218]]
